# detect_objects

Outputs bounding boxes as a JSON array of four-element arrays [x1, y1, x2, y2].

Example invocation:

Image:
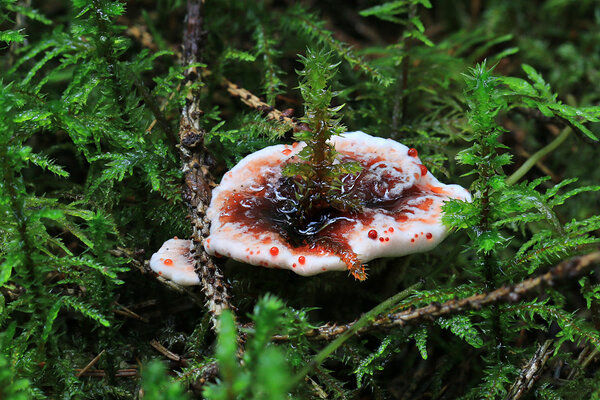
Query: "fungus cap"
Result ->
[[204, 131, 471, 277], [149, 238, 199, 285]]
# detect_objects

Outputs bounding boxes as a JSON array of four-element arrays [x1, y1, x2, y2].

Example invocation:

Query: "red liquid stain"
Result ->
[[164, 259, 173, 265], [414, 234, 419, 238], [408, 148, 418, 157], [292, 142, 299, 148], [411, 239, 415, 243], [298, 256, 306, 265], [419, 164, 428, 176], [385, 237, 390, 242], [414, 198, 433, 211], [293, 263, 296, 268], [379, 237, 385, 242], [389, 227, 394, 232], [282, 148, 292, 155], [426, 233, 433, 239], [270, 246, 279, 256], [368, 230, 378, 239]]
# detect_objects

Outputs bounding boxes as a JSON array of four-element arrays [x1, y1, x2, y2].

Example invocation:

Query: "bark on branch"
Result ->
[[178, 0, 234, 331]]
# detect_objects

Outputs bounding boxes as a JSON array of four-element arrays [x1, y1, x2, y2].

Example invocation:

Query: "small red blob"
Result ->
[[293, 263, 296, 268], [322, 267, 327, 271], [164, 258, 173, 265], [411, 239, 415, 243], [292, 142, 299, 148], [379, 237, 385, 242], [415, 234, 419, 238], [385, 237, 390, 242], [389, 227, 394, 233], [397, 215, 408, 222], [282, 148, 292, 155], [419, 164, 428, 176], [159, 258, 164, 261], [298, 256, 306, 265], [270, 246, 279, 256], [408, 148, 418, 157], [368, 230, 378, 240], [158, 271, 163, 275], [426, 233, 433, 239]]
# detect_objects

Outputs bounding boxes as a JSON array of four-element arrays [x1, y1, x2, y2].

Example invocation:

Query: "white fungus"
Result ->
[[149, 238, 199, 285]]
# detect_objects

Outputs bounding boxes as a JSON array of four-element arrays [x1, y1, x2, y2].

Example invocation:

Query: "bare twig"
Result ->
[[276, 252, 600, 341], [113, 302, 148, 322], [76, 350, 105, 378], [505, 339, 554, 400], [75, 367, 138, 378], [150, 339, 186, 363], [179, 0, 235, 331]]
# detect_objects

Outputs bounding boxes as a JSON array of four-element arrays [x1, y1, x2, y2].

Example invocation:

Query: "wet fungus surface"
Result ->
[[204, 131, 471, 278]]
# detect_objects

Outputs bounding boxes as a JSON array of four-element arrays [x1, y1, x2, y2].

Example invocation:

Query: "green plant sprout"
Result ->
[[283, 48, 363, 228]]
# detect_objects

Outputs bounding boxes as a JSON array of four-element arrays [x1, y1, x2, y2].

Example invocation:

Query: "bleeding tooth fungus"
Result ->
[[200, 131, 471, 280]]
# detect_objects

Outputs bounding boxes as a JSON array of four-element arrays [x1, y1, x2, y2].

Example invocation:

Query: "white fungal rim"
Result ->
[[204, 131, 471, 277], [149, 238, 199, 286]]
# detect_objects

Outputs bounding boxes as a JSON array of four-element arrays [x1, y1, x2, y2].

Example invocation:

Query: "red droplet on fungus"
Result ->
[[408, 148, 418, 157], [385, 237, 390, 242], [426, 233, 433, 239], [411, 239, 415, 243], [270, 246, 279, 256], [282, 148, 292, 155], [379, 237, 384, 242], [389, 227, 394, 232], [298, 256, 306, 265], [164, 258, 173, 265], [414, 234, 419, 238], [292, 263, 296, 268], [368, 230, 378, 239], [419, 164, 428, 176]]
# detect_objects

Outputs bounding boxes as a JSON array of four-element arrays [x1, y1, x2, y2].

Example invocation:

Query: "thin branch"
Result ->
[[179, 0, 235, 331], [76, 350, 106, 378], [276, 251, 600, 341], [504, 339, 554, 400], [150, 339, 186, 364]]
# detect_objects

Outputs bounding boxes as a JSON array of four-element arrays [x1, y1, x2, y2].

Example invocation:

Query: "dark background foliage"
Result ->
[[1, 0, 600, 399]]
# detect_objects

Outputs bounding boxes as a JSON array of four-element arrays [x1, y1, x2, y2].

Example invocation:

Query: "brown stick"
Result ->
[[150, 339, 185, 363], [505, 339, 554, 400], [274, 251, 600, 341], [76, 350, 105, 378], [178, 0, 235, 331]]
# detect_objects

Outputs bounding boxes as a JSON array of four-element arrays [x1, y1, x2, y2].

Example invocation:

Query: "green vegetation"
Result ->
[[1, 0, 600, 398]]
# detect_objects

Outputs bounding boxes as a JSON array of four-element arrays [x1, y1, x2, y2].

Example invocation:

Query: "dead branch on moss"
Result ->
[[505, 339, 555, 400], [178, 0, 235, 331], [274, 251, 600, 341], [125, 20, 298, 132]]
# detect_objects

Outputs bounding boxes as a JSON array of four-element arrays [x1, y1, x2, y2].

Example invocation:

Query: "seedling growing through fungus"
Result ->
[[151, 49, 471, 283]]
